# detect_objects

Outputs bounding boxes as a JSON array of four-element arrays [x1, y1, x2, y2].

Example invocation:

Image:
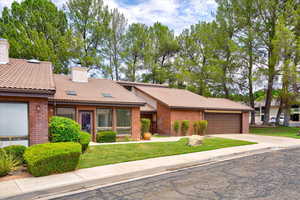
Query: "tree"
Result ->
[[0, 0, 72, 73], [142, 22, 179, 84], [122, 23, 148, 82], [232, 0, 262, 124], [66, 0, 110, 70], [103, 8, 127, 80]]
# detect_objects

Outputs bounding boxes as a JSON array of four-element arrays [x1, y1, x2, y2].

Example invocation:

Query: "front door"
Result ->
[[80, 111, 93, 134]]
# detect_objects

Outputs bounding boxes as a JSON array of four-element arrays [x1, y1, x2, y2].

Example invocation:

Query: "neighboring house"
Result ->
[[118, 81, 252, 136], [0, 39, 252, 147], [254, 100, 300, 126]]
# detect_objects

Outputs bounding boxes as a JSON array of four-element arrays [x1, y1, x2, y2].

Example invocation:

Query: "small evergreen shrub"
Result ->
[[79, 131, 91, 153], [193, 120, 208, 135], [97, 131, 117, 143], [0, 149, 20, 177], [141, 118, 151, 136], [181, 120, 190, 136], [49, 116, 81, 142], [173, 120, 180, 135], [3, 145, 26, 163], [198, 120, 208, 135], [24, 142, 81, 177]]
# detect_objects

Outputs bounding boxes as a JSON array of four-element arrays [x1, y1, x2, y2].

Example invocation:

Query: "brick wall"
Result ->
[[170, 110, 203, 136], [29, 99, 49, 145], [242, 111, 249, 133], [131, 107, 141, 140], [156, 102, 171, 135]]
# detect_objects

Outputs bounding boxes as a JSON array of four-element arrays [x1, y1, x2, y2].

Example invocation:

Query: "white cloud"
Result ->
[[0, 0, 217, 34]]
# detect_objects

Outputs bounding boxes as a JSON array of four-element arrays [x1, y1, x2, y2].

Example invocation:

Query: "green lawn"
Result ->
[[78, 138, 256, 169], [250, 126, 300, 139]]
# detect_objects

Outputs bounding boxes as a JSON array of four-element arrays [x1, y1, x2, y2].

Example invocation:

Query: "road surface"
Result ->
[[53, 147, 300, 200]]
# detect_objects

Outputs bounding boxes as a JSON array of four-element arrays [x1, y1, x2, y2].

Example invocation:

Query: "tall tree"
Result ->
[[103, 8, 127, 80], [66, 0, 110, 70], [0, 0, 72, 73], [143, 22, 179, 84], [121, 23, 148, 82]]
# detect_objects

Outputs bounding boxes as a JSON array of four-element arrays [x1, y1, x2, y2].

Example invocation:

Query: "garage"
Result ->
[[0, 103, 29, 147], [205, 112, 242, 134]]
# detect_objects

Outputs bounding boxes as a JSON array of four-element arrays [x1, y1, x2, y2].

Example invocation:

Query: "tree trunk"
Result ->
[[283, 104, 290, 127], [275, 98, 283, 126]]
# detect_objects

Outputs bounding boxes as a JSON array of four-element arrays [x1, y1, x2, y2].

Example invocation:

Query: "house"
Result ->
[[0, 39, 252, 147], [254, 100, 300, 126], [118, 81, 252, 136], [0, 39, 144, 147]]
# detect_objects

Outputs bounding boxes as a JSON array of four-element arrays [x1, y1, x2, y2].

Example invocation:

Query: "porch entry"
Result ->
[[79, 111, 93, 134]]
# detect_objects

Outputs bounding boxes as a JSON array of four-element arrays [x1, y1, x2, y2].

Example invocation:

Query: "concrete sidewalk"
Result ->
[[1, 134, 300, 200]]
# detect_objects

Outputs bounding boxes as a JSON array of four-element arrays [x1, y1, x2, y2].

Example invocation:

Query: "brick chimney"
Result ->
[[71, 67, 88, 83], [0, 38, 9, 64]]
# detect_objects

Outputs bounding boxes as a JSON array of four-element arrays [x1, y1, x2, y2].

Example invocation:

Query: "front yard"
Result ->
[[250, 126, 300, 139], [78, 137, 256, 169]]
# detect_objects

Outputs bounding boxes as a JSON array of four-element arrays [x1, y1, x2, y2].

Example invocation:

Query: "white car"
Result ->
[[269, 117, 284, 124]]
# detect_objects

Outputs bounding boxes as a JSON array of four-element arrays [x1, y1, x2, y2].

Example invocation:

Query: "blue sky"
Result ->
[[0, 0, 217, 34]]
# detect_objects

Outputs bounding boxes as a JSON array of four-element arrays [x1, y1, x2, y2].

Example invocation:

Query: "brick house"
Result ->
[[0, 39, 252, 147], [118, 81, 252, 136]]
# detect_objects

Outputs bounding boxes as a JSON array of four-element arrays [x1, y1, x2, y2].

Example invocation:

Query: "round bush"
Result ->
[[3, 145, 27, 163], [49, 116, 81, 142], [24, 142, 81, 177], [96, 131, 117, 143], [79, 131, 91, 153]]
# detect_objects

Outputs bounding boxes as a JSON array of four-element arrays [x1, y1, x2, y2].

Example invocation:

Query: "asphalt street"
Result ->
[[52, 147, 300, 200]]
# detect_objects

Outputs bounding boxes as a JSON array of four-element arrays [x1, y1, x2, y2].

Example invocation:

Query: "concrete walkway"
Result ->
[[90, 136, 185, 146], [1, 134, 300, 200]]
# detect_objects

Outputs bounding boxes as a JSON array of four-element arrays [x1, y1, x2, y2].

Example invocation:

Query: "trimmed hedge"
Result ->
[[24, 142, 81, 177], [49, 116, 81, 143], [79, 131, 91, 152], [97, 131, 117, 143], [3, 145, 26, 162]]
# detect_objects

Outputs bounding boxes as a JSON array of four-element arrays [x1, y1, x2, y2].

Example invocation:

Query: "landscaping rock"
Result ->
[[188, 135, 204, 146]]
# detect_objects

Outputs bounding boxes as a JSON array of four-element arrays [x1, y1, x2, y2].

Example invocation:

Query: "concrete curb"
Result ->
[[4, 146, 276, 200]]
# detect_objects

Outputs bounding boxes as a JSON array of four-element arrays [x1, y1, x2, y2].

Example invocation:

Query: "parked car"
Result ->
[[269, 116, 284, 124]]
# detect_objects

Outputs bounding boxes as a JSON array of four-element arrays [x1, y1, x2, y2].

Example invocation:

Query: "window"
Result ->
[[116, 109, 131, 135], [56, 107, 76, 120], [0, 103, 28, 147], [102, 93, 113, 98], [66, 90, 77, 96], [96, 109, 112, 131]]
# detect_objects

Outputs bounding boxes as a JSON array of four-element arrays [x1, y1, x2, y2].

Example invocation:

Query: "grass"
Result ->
[[250, 126, 300, 139], [78, 138, 256, 169]]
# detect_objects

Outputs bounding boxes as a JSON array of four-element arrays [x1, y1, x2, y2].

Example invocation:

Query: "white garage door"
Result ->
[[0, 103, 28, 147]]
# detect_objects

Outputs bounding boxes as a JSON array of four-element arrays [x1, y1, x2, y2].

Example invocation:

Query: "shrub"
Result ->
[[3, 145, 26, 163], [49, 116, 81, 143], [79, 131, 91, 153], [173, 120, 180, 135], [198, 120, 208, 135], [24, 142, 81, 177], [193, 121, 199, 135], [0, 149, 20, 177], [181, 120, 190, 136], [141, 118, 151, 136], [96, 131, 117, 143]]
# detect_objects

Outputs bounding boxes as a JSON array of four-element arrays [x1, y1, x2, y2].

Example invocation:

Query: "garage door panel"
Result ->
[[205, 113, 241, 134]]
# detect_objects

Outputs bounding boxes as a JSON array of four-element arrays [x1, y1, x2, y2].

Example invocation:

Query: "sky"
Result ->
[[0, 0, 217, 34]]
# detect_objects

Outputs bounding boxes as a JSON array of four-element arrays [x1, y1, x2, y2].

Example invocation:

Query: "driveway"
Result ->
[[212, 133, 300, 148], [52, 147, 300, 200]]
